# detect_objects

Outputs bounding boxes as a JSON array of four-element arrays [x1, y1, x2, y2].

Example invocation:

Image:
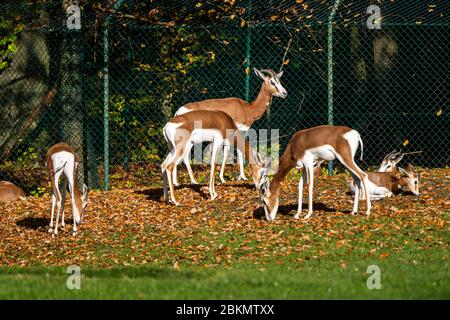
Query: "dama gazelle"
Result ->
[[0, 181, 25, 202], [258, 125, 372, 221], [161, 110, 269, 206], [172, 68, 286, 185], [350, 164, 420, 200], [45, 143, 88, 236]]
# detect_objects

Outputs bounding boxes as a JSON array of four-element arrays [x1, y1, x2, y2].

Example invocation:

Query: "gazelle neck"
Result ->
[[246, 82, 272, 125], [269, 143, 296, 196]]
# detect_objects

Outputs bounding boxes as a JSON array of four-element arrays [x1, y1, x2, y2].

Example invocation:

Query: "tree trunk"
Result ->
[[59, 0, 84, 185]]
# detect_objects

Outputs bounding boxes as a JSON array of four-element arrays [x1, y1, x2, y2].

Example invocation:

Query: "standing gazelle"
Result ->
[[172, 68, 287, 185], [259, 125, 372, 221], [45, 143, 88, 236], [162, 110, 268, 205]]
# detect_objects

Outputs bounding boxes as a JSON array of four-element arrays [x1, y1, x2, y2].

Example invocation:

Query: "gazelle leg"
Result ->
[[336, 149, 371, 216], [172, 159, 179, 186], [167, 166, 179, 206], [361, 176, 371, 215], [162, 149, 175, 203], [182, 142, 198, 185], [351, 173, 360, 214], [304, 164, 315, 219], [54, 198, 62, 235], [219, 144, 230, 183], [49, 193, 56, 232], [294, 169, 307, 219], [209, 139, 221, 199], [67, 182, 78, 236], [60, 178, 68, 228], [162, 170, 169, 202], [236, 149, 248, 181]]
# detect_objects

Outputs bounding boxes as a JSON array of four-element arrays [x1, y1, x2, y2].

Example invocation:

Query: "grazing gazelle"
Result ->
[[350, 164, 420, 200], [45, 143, 88, 236], [161, 110, 269, 206], [172, 68, 287, 185], [0, 181, 25, 203], [258, 125, 372, 221]]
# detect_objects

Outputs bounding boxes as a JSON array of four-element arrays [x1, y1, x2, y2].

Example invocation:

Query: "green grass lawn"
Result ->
[[0, 168, 448, 299], [0, 254, 448, 299]]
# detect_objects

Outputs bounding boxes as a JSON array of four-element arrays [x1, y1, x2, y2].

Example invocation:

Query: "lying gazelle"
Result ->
[[172, 68, 286, 185], [259, 125, 371, 221], [350, 164, 420, 200], [45, 143, 88, 236], [0, 181, 25, 203], [161, 110, 269, 205]]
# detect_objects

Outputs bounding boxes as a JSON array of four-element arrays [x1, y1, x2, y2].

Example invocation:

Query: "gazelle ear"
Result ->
[[276, 70, 284, 78], [82, 183, 88, 198], [252, 149, 261, 166], [254, 68, 267, 80], [260, 178, 270, 195]]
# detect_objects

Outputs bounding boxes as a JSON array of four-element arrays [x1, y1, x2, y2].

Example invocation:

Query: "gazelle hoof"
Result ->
[[304, 213, 312, 219], [48, 227, 53, 233], [237, 175, 248, 181], [294, 213, 300, 219], [173, 182, 180, 187], [219, 176, 225, 184], [351, 211, 357, 215]]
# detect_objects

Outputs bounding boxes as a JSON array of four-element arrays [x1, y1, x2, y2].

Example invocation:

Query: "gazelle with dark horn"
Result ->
[[259, 126, 372, 221], [378, 150, 405, 173], [161, 110, 269, 206], [172, 68, 286, 185], [350, 164, 420, 200], [45, 143, 88, 236]]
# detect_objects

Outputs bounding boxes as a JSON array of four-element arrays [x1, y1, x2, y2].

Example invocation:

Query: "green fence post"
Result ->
[[244, 0, 252, 102], [327, 0, 342, 176]]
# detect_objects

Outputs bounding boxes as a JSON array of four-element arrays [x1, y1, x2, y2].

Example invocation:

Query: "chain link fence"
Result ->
[[0, 0, 448, 192]]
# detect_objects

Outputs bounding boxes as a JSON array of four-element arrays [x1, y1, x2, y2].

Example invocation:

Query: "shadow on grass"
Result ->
[[252, 202, 348, 220], [16, 217, 49, 230], [136, 183, 210, 202], [0, 265, 203, 280]]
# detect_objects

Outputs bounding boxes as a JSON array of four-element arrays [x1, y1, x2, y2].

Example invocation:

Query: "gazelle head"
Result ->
[[378, 150, 404, 173], [252, 149, 272, 189], [256, 159, 280, 221], [258, 174, 279, 221], [398, 164, 420, 196], [254, 68, 287, 99]]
